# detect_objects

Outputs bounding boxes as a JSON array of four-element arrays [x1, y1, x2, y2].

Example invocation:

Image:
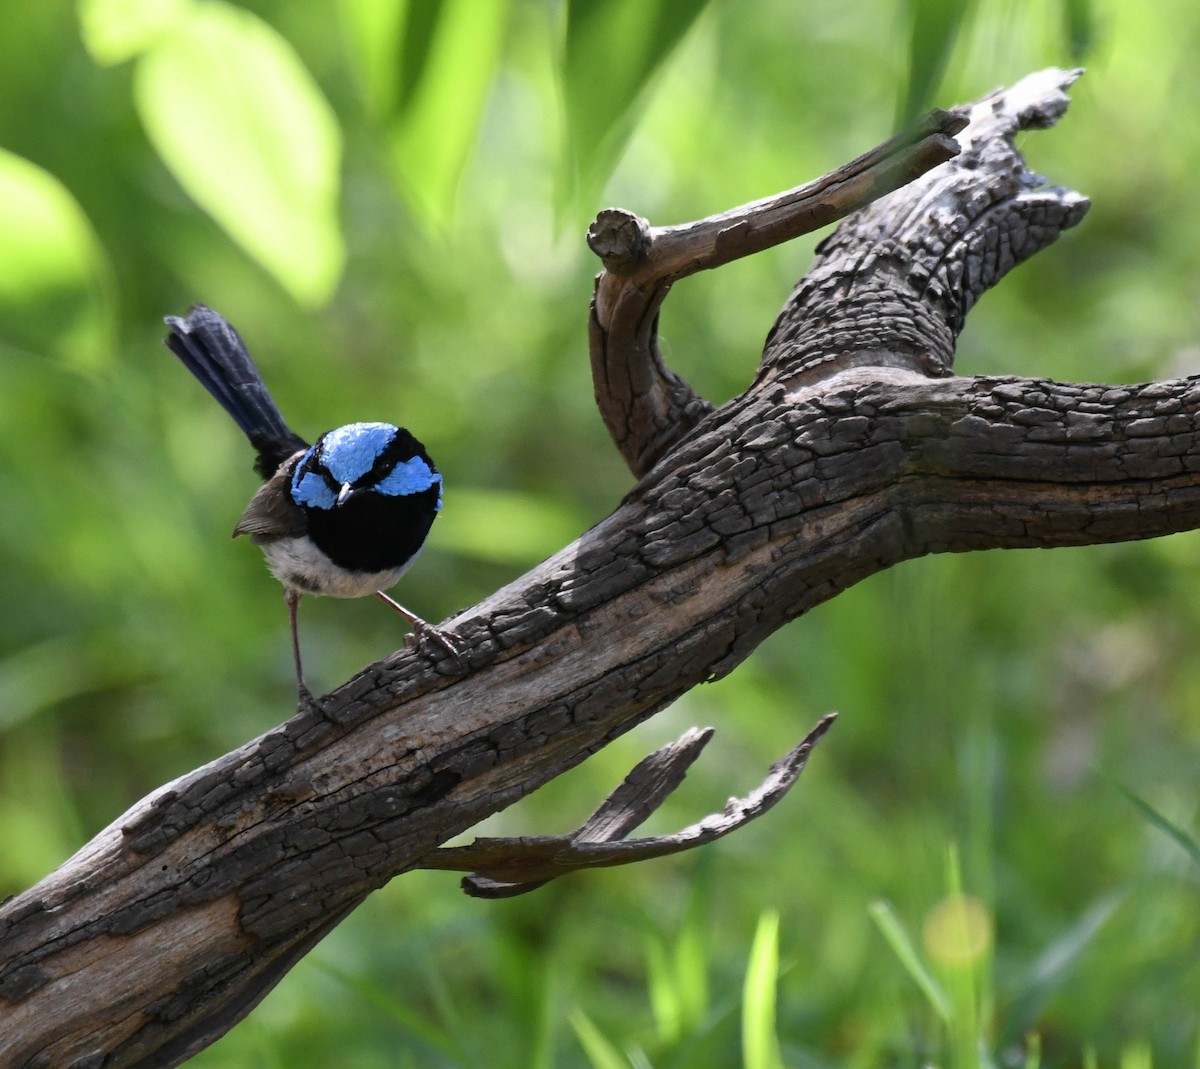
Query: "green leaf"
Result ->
[[742, 910, 783, 1069], [1063, 0, 1098, 59], [0, 148, 114, 366], [134, 2, 344, 305], [77, 0, 191, 65], [560, 0, 711, 215], [389, 0, 510, 231], [896, 0, 975, 127], [337, 0, 406, 119]]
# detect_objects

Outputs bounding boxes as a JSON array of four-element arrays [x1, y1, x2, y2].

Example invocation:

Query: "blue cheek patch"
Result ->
[[376, 456, 442, 503], [292, 465, 337, 510], [320, 422, 397, 484]]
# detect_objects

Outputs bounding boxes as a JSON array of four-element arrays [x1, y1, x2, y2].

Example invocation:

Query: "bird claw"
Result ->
[[412, 620, 465, 671], [296, 682, 325, 714], [373, 590, 464, 671]]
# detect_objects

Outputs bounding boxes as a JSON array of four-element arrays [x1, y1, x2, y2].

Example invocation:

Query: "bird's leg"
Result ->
[[374, 590, 463, 666], [285, 588, 315, 705]]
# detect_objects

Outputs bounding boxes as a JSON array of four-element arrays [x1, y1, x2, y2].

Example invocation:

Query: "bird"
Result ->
[[163, 304, 460, 703]]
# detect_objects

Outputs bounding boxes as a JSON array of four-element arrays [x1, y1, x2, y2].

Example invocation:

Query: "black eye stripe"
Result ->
[[301, 443, 343, 491], [363, 428, 435, 485]]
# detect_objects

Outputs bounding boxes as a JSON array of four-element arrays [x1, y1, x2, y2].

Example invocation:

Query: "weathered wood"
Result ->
[[5, 68, 1188, 1068]]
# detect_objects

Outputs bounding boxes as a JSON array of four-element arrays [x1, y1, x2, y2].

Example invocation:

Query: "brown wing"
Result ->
[[232, 472, 308, 543]]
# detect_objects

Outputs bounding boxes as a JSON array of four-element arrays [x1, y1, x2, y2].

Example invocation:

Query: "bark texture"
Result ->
[[2, 69, 1188, 1068]]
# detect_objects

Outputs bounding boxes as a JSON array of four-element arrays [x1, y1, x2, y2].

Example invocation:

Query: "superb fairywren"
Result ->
[[164, 304, 459, 702]]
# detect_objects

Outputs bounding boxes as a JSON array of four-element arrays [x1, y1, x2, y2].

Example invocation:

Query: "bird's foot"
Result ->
[[407, 619, 465, 670], [376, 590, 465, 671], [296, 681, 325, 713]]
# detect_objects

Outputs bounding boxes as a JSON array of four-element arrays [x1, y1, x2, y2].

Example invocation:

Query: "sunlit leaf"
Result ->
[[0, 148, 114, 366], [897, 0, 976, 126], [339, 0, 458, 120], [337, 0, 406, 118], [134, 2, 344, 305], [77, 0, 191, 65], [396, 0, 453, 112], [389, 0, 510, 231], [560, 0, 710, 215]]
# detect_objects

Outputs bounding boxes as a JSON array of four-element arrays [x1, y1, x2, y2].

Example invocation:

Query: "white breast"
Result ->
[[260, 536, 419, 598]]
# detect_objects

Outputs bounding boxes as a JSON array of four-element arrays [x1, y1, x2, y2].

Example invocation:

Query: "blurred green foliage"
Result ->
[[2, 0, 1199, 1065]]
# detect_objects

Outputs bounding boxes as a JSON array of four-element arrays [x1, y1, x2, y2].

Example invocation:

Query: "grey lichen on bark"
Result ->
[[5, 67, 1193, 1069]]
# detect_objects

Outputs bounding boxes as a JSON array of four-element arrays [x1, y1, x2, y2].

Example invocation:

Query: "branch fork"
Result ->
[[421, 714, 836, 897]]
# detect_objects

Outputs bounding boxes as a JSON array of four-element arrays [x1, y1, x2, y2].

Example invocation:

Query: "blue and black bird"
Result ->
[[164, 304, 459, 702]]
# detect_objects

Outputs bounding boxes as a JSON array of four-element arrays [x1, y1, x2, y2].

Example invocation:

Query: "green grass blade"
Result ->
[[1117, 783, 1200, 868], [742, 910, 783, 1069], [571, 1007, 632, 1069], [645, 936, 681, 1045], [868, 899, 951, 1022], [999, 891, 1124, 1047]]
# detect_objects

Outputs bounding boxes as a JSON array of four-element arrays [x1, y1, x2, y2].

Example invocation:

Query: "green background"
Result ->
[[1, 1, 1198, 1066]]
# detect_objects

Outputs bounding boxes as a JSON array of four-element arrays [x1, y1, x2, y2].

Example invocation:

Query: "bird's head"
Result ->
[[289, 422, 442, 512]]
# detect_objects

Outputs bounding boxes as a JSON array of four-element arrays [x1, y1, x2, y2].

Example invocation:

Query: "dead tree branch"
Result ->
[[4, 68, 1191, 1068], [422, 713, 836, 898]]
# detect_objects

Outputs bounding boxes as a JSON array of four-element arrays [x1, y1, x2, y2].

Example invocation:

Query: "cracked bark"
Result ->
[[1, 68, 1188, 1068]]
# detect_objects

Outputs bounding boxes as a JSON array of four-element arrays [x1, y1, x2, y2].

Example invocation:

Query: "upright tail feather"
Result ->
[[164, 305, 308, 478]]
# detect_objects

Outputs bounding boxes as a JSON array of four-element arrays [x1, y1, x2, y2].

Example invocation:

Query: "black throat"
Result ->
[[304, 487, 440, 574]]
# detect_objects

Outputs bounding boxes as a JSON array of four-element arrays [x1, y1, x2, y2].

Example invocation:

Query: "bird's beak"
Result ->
[[336, 482, 356, 507]]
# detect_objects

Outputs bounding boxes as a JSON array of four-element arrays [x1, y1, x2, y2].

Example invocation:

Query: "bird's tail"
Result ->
[[164, 305, 308, 478]]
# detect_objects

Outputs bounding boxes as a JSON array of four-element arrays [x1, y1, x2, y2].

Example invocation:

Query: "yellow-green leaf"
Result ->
[[337, 0, 407, 119], [389, 0, 510, 231], [134, 2, 344, 305], [77, 0, 192, 65], [0, 149, 114, 366]]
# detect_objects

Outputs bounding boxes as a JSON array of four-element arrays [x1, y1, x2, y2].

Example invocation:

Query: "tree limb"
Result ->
[[587, 106, 969, 476], [3, 68, 1186, 1068]]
